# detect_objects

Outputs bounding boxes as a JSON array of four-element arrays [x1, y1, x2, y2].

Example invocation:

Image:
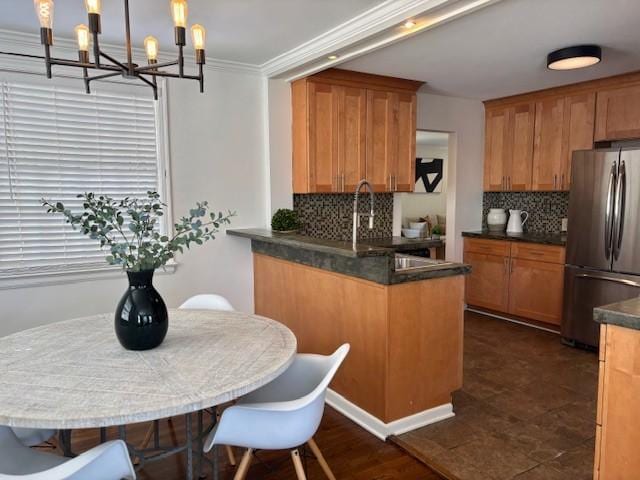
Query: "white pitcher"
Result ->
[[506, 210, 529, 233]]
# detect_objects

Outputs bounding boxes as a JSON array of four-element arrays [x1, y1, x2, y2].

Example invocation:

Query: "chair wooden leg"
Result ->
[[308, 437, 336, 480], [291, 449, 307, 480], [233, 448, 253, 480], [226, 445, 237, 466]]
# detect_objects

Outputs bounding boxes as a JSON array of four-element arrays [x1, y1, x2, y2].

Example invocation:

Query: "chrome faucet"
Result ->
[[353, 179, 375, 248]]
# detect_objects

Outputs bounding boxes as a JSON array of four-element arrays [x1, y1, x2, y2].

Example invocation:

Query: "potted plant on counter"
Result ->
[[431, 224, 443, 240], [271, 208, 300, 234], [43, 191, 234, 351]]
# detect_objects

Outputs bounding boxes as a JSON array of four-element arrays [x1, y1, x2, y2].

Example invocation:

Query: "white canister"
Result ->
[[487, 208, 507, 232]]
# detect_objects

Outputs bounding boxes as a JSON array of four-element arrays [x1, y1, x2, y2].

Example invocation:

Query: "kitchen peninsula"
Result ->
[[228, 228, 470, 439]]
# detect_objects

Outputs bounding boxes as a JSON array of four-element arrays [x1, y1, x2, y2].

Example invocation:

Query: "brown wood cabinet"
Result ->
[[483, 103, 535, 191], [253, 253, 464, 423], [532, 96, 565, 191], [292, 69, 422, 194], [595, 324, 640, 480], [464, 238, 565, 326], [595, 83, 640, 142]]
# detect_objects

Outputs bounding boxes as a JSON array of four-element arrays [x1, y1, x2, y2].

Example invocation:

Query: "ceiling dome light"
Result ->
[[327, 54, 339, 60], [403, 20, 416, 29], [547, 45, 602, 70]]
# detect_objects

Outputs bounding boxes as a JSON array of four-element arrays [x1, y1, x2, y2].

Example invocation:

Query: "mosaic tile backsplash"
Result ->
[[482, 191, 570, 233], [293, 193, 393, 241]]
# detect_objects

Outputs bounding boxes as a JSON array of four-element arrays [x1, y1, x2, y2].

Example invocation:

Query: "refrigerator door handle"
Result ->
[[612, 160, 626, 260], [604, 163, 616, 259], [576, 272, 640, 288]]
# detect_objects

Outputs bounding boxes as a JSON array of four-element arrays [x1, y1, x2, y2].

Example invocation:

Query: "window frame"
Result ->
[[0, 73, 175, 290]]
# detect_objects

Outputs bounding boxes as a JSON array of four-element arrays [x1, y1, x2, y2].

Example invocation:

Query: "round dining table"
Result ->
[[0, 308, 297, 479]]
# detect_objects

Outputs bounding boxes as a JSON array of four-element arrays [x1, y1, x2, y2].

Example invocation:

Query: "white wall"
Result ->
[[399, 144, 448, 227], [393, 93, 485, 261], [0, 65, 267, 336]]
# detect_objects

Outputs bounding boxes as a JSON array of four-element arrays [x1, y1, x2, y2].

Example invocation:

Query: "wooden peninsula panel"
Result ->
[[253, 253, 464, 423]]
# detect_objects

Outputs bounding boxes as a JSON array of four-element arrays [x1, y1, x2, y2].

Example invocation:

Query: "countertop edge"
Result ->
[[594, 297, 640, 331], [462, 231, 567, 247]]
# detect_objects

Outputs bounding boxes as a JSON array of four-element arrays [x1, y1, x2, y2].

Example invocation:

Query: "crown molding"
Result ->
[[0, 29, 262, 76], [260, 0, 449, 78], [261, 0, 503, 80]]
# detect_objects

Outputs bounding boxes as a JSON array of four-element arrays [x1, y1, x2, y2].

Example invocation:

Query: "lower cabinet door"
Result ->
[[508, 258, 564, 325], [464, 252, 510, 313]]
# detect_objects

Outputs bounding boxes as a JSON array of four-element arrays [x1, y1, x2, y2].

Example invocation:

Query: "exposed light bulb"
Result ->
[[144, 36, 159, 62], [75, 24, 90, 51], [170, 0, 188, 28], [84, 0, 101, 15], [191, 24, 206, 51], [327, 54, 339, 60], [33, 0, 54, 29], [403, 19, 416, 28]]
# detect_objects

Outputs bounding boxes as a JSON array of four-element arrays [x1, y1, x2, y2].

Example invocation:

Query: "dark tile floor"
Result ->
[[392, 311, 598, 480]]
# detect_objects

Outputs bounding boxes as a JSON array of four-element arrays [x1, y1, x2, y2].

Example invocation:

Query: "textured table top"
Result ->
[[0, 310, 297, 429]]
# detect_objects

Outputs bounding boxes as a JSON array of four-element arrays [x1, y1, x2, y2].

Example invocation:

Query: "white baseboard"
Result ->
[[326, 389, 454, 441]]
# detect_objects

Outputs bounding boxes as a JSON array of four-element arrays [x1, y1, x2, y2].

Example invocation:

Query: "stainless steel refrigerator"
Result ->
[[563, 147, 640, 348]]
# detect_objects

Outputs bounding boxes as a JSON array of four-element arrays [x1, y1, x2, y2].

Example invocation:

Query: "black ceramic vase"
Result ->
[[115, 269, 168, 351]]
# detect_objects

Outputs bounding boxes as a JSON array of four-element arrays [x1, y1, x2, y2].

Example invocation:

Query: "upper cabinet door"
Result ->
[[561, 92, 596, 190], [366, 90, 396, 192], [595, 84, 640, 141], [308, 82, 339, 193], [337, 86, 367, 192], [393, 93, 417, 192], [508, 102, 535, 191], [483, 107, 510, 191], [533, 97, 565, 191]]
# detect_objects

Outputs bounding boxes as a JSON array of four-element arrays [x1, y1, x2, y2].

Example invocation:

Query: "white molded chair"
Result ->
[[0, 426, 135, 479], [10, 428, 56, 448], [179, 294, 234, 311], [204, 344, 350, 480]]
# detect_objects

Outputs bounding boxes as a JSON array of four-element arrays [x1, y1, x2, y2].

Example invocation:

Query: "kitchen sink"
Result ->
[[394, 254, 455, 272]]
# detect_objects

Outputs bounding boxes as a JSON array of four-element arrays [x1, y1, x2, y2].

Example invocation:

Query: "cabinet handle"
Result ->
[[561, 173, 565, 189], [341, 174, 345, 192], [502, 176, 505, 191], [508, 176, 511, 190], [393, 175, 397, 191], [554, 174, 557, 190], [510, 259, 514, 274]]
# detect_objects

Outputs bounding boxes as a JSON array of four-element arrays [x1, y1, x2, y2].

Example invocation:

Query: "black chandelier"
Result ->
[[23, 0, 206, 99]]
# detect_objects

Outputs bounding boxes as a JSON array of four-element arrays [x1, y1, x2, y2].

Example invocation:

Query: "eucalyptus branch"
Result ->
[[43, 192, 235, 272]]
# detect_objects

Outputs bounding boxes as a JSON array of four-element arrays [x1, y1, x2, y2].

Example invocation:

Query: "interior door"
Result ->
[[566, 149, 620, 271], [532, 96, 565, 190], [612, 149, 640, 275], [366, 90, 396, 192], [337, 86, 367, 192], [308, 82, 339, 192], [562, 265, 640, 347]]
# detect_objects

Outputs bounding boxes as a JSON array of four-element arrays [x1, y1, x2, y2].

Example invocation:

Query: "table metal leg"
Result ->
[[59, 429, 74, 457], [197, 411, 204, 479], [100, 427, 106, 444], [186, 413, 193, 480], [154, 420, 160, 450]]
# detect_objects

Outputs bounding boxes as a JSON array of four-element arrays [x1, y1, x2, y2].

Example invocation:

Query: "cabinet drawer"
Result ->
[[464, 238, 511, 256], [511, 243, 565, 264]]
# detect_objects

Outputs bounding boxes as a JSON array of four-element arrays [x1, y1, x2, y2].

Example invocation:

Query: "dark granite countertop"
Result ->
[[462, 230, 567, 246], [227, 228, 390, 258], [227, 228, 469, 285], [594, 297, 640, 331]]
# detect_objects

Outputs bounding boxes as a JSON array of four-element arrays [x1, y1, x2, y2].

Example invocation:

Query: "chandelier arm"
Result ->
[[135, 73, 158, 100], [136, 60, 179, 73], [140, 71, 201, 81], [87, 71, 123, 83], [99, 51, 129, 72], [49, 58, 121, 72], [123, 0, 134, 75]]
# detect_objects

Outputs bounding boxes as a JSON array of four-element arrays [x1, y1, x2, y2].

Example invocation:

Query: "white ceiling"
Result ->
[[342, 0, 640, 100], [0, 0, 386, 65], [417, 130, 449, 147]]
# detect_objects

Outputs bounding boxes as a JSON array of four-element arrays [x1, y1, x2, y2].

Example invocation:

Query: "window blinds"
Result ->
[[0, 79, 161, 276]]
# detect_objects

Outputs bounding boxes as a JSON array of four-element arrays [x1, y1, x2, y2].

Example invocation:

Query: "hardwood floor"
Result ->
[[67, 406, 441, 479]]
